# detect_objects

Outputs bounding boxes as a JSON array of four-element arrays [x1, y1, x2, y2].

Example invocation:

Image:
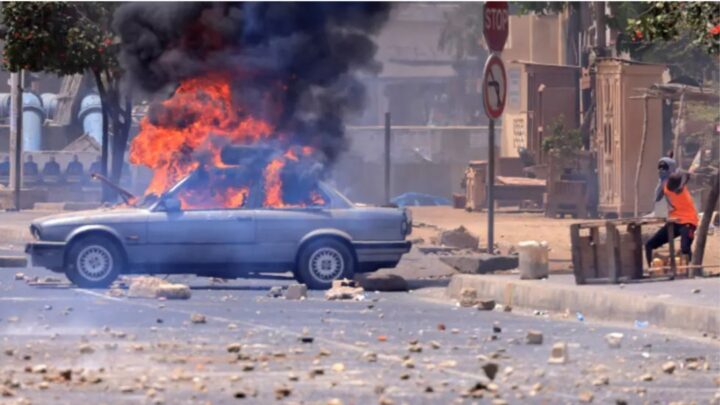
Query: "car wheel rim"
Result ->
[[76, 245, 113, 282], [308, 247, 344, 283]]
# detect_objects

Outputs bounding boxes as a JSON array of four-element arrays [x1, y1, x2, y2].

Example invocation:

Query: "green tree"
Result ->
[[1, 2, 132, 201], [541, 115, 582, 160]]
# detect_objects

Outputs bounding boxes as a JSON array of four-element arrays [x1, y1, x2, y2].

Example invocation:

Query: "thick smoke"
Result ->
[[114, 3, 391, 165]]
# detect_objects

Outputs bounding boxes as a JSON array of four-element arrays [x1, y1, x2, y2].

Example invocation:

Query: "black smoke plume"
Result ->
[[114, 3, 391, 165]]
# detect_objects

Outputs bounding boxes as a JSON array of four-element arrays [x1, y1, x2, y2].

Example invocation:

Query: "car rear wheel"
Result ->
[[65, 236, 122, 288], [296, 239, 355, 290]]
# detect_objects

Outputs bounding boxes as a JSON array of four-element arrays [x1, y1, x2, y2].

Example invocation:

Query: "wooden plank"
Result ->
[[590, 227, 600, 279], [606, 222, 622, 284], [629, 223, 644, 280], [570, 224, 586, 284], [667, 222, 676, 279]]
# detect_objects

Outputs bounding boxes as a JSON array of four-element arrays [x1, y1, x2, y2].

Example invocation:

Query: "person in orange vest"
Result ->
[[645, 162, 699, 266]]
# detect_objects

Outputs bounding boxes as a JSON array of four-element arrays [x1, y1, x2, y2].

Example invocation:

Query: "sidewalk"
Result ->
[[447, 273, 720, 335]]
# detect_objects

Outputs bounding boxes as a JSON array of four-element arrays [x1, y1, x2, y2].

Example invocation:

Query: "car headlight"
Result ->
[[30, 225, 41, 240]]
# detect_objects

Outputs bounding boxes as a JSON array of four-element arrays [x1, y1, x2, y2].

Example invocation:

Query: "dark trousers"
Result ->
[[645, 222, 695, 266]]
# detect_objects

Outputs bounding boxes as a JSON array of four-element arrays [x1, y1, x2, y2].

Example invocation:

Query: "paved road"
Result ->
[[1, 266, 719, 404]]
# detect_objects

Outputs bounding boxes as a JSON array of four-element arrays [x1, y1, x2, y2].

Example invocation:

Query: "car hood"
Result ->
[[33, 207, 149, 228]]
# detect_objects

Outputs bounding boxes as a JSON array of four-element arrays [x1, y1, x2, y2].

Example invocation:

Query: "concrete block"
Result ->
[[285, 284, 308, 300], [548, 342, 568, 364], [440, 254, 518, 274]]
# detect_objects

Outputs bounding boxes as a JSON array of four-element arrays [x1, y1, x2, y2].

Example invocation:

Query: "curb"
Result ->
[[447, 274, 720, 335], [0, 256, 27, 268]]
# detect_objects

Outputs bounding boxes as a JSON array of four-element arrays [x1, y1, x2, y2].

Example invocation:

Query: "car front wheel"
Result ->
[[296, 239, 355, 290], [65, 236, 122, 288]]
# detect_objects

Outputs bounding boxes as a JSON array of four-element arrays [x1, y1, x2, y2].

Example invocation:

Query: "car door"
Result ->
[[143, 174, 257, 264]]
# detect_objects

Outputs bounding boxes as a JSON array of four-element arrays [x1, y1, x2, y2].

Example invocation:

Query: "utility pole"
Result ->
[[8, 71, 23, 211], [384, 112, 391, 203], [487, 119, 495, 253]]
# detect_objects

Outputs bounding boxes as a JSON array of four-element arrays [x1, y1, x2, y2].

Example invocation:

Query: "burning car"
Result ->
[[25, 154, 412, 289]]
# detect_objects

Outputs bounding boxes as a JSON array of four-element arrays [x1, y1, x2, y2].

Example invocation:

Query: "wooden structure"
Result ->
[[595, 59, 665, 217], [465, 159, 546, 211], [570, 217, 682, 285], [545, 151, 595, 218], [501, 61, 580, 164]]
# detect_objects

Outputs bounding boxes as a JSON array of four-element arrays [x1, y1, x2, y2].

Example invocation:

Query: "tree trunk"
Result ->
[[691, 173, 720, 276], [634, 95, 649, 217]]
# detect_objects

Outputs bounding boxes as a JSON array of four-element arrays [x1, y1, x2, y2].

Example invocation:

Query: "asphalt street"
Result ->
[[1, 266, 719, 404]]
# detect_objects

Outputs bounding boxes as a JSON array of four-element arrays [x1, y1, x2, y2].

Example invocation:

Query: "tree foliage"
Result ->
[[542, 115, 582, 159], [2, 2, 132, 200], [438, 3, 485, 59]]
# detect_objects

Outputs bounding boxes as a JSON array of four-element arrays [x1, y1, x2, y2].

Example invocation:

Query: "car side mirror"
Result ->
[[162, 196, 182, 212]]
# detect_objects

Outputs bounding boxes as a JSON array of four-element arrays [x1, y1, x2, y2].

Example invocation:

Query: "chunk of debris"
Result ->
[[284, 284, 308, 300], [267, 286, 284, 298], [482, 362, 499, 380], [128, 276, 191, 299], [439, 226, 479, 249], [592, 376, 609, 386], [299, 336, 314, 344], [331, 363, 345, 373], [441, 254, 519, 274], [226, 343, 242, 353], [578, 391, 594, 403], [639, 373, 654, 382], [354, 273, 408, 292], [492, 322, 502, 333], [274, 385, 291, 400], [325, 279, 364, 300], [526, 330, 543, 345], [692, 288, 701, 294], [604, 333, 624, 349], [478, 299, 496, 311], [190, 313, 207, 324], [78, 344, 95, 354], [548, 342, 568, 364], [14, 272, 25, 281], [661, 361, 676, 374], [459, 288, 478, 307]]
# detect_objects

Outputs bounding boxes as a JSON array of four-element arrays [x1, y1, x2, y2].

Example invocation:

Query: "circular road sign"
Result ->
[[482, 55, 507, 120], [483, 2, 509, 53]]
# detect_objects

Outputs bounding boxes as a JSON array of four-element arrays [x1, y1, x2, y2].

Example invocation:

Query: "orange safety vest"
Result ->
[[664, 183, 698, 226]]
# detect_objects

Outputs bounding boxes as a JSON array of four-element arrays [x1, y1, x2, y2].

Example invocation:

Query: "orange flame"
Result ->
[[130, 74, 324, 209]]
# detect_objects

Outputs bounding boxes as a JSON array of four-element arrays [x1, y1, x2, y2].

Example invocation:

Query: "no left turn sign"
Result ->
[[482, 54, 506, 120]]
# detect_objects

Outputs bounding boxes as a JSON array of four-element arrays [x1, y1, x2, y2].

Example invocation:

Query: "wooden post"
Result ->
[[667, 221, 676, 279], [606, 222, 621, 284], [634, 95, 648, 217], [672, 88, 686, 167], [691, 172, 720, 276], [570, 224, 585, 284]]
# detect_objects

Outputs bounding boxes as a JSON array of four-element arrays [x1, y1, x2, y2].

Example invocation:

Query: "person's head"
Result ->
[[666, 172, 684, 193], [27, 155, 33, 162], [49, 156, 56, 162], [73, 154, 79, 162], [657, 157, 677, 180]]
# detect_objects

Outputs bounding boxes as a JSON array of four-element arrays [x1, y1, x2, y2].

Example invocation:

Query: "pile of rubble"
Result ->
[[122, 276, 192, 300]]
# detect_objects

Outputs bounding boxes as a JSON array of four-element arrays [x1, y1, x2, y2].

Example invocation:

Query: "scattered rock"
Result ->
[[298, 336, 314, 344], [437, 323, 446, 331], [459, 288, 478, 307], [226, 343, 242, 353], [128, 276, 191, 299], [190, 313, 206, 324], [639, 373, 654, 382], [492, 323, 502, 333], [526, 330, 543, 345], [692, 288, 701, 294], [548, 342, 568, 364], [592, 376, 609, 386], [439, 226, 479, 249], [284, 284, 308, 300], [440, 254, 518, 274], [354, 273, 408, 292], [362, 352, 378, 362], [429, 340, 441, 349], [605, 333, 624, 349], [31, 364, 48, 374], [482, 362, 499, 380], [661, 361, 676, 374], [578, 391, 594, 403], [478, 299, 496, 311], [331, 363, 345, 373], [78, 344, 95, 354], [14, 272, 25, 281], [267, 286, 284, 298], [274, 385, 291, 400], [325, 279, 364, 300]]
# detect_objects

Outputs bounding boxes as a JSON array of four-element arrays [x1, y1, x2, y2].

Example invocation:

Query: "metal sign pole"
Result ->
[[384, 112, 391, 203], [487, 118, 495, 253], [8, 71, 23, 211]]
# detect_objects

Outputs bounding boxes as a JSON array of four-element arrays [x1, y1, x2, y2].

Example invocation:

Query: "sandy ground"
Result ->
[[408, 206, 720, 274]]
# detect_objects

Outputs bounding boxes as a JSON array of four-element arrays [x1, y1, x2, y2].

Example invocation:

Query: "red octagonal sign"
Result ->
[[483, 2, 509, 53]]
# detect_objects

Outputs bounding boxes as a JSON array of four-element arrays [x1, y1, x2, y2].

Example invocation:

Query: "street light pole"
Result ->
[[8, 70, 23, 211]]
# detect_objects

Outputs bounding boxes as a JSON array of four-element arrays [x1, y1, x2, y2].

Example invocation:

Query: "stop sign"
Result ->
[[483, 2, 509, 53]]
